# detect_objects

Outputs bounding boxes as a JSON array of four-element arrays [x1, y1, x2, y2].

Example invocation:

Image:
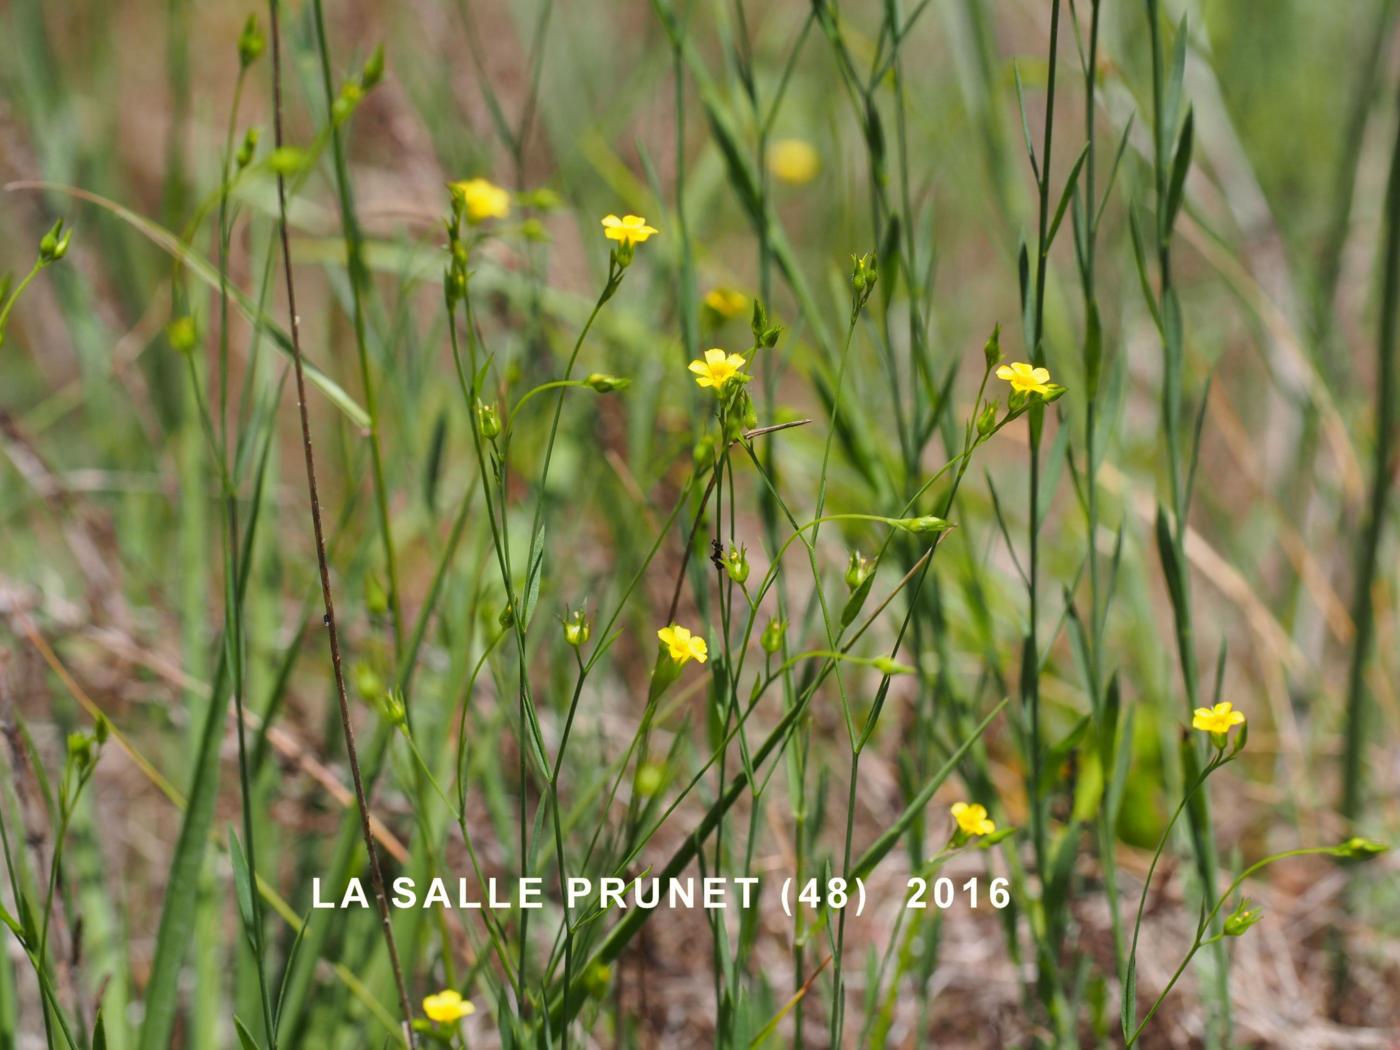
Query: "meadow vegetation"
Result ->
[[1, 0, 1398, 1046]]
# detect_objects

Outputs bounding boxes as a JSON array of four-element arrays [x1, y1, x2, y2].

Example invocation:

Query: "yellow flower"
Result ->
[[768, 138, 820, 185], [1192, 701, 1245, 735], [657, 624, 708, 665], [688, 348, 747, 390], [995, 361, 1053, 395], [422, 989, 475, 1024], [601, 214, 658, 246], [703, 287, 749, 319], [950, 801, 996, 837], [451, 178, 511, 224]]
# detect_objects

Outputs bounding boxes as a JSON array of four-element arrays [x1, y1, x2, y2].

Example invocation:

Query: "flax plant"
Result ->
[[4, 3, 1399, 1048]]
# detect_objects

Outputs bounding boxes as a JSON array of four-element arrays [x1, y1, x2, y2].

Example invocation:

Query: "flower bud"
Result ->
[[267, 147, 308, 175], [845, 550, 873, 592], [360, 44, 385, 91], [235, 127, 260, 170], [724, 544, 750, 584], [584, 373, 630, 393], [519, 188, 562, 211], [1223, 898, 1262, 937], [563, 609, 591, 648], [583, 961, 612, 999], [872, 655, 915, 676], [750, 299, 768, 344], [761, 617, 786, 654], [38, 219, 71, 265], [354, 662, 385, 700], [850, 252, 878, 303], [365, 573, 390, 616], [67, 730, 95, 768], [380, 690, 407, 729], [890, 515, 953, 536], [977, 400, 998, 436], [237, 15, 266, 69], [1332, 837, 1388, 861], [982, 323, 1002, 370], [692, 433, 717, 473], [332, 81, 363, 126], [475, 399, 501, 439], [167, 316, 198, 355]]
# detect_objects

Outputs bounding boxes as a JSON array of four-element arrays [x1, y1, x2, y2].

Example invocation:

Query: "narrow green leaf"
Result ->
[[1164, 108, 1194, 237], [235, 1016, 265, 1050], [1046, 142, 1090, 250]]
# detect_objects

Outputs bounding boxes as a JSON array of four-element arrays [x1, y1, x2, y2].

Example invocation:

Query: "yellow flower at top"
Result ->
[[451, 178, 511, 224], [996, 361, 1053, 395], [704, 287, 749, 319], [688, 348, 747, 390], [601, 214, 658, 247], [657, 624, 708, 665], [1192, 701, 1245, 735], [422, 989, 475, 1024], [950, 801, 996, 837], [768, 138, 820, 185]]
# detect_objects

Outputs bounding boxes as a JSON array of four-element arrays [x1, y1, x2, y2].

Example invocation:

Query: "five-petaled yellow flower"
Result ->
[[422, 989, 475, 1024], [768, 138, 820, 185], [452, 178, 511, 224], [657, 624, 708, 665], [951, 801, 996, 837], [1192, 701, 1245, 735], [704, 287, 749, 319], [601, 214, 658, 246], [689, 348, 747, 390], [996, 361, 1053, 395]]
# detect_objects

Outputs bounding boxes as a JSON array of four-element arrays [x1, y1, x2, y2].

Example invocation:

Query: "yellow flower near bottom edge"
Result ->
[[657, 624, 708, 665], [423, 989, 475, 1023], [1192, 701, 1245, 734], [688, 348, 747, 390], [996, 361, 1052, 395], [951, 801, 996, 837]]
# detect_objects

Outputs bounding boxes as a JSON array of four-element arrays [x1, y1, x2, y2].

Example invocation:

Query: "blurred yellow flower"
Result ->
[[1192, 701, 1245, 734], [422, 989, 475, 1023], [688, 348, 746, 390], [451, 178, 510, 224], [951, 801, 996, 837], [657, 624, 708, 665], [601, 214, 658, 246], [996, 361, 1052, 395], [768, 138, 820, 185], [704, 287, 749, 319]]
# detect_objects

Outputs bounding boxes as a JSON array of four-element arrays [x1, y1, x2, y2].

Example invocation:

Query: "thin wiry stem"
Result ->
[[266, 2, 415, 1044]]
